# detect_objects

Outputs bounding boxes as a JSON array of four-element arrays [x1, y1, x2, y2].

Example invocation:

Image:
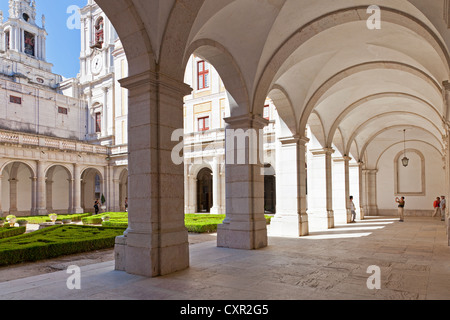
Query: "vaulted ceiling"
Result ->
[[96, 0, 450, 166]]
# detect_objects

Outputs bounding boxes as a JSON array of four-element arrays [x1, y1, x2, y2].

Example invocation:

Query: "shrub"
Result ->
[[0, 225, 126, 266], [0, 227, 26, 240]]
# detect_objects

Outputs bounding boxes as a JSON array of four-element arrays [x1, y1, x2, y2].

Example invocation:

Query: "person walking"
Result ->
[[125, 197, 128, 212], [395, 196, 405, 222], [432, 197, 441, 218], [440, 196, 446, 221], [350, 196, 357, 223]]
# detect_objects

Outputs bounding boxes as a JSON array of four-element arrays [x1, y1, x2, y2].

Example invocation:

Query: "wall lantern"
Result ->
[[401, 129, 409, 167]]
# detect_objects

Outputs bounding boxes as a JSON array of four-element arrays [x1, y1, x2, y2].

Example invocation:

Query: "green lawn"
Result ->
[[86, 212, 272, 233]]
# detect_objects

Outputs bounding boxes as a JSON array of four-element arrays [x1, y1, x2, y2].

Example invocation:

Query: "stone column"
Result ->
[[343, 156, 352, 223], [30, 176, 37, 215], [217, 114, 268, 250], [271, 136, 309, 237], [68, 178, 74, 214], [210, 157, 220, 215], [115, 71, 191, 277], [356, 162, 365, 220], [333, 156, 351, 223], [9, 178, 18, 215], [45, 179, 53, 213], [308, 148, 335, 229], [36, 161, 48, 216], [364, 169, 379, 216], [72, 164, 84, 214], [0, 175, 2, 217]]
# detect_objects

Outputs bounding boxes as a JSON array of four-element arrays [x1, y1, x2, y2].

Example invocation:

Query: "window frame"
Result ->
[[198, 116, 210, 132], [197, 60, 210, 90]]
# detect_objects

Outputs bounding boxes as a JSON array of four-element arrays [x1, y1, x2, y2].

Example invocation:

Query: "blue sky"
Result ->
[[1, 0, 87, 78]]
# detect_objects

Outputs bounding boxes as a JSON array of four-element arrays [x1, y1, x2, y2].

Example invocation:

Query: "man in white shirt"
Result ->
[[350, 196, 356, 223]]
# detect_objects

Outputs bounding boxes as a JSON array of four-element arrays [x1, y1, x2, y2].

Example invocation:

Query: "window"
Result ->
[[93, 17, 104, 49], [24, 31, 35, 56], [5, 31, 10, 50], [58, 107, 68, 115], [197, 60, 210, 90], [95, 112, 102, 133], [10, 96, 22, 104], [263, 105, 270, 120], [198, 116, 210, 132]]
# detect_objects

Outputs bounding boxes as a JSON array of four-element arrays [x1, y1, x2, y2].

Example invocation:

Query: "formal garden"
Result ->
[[0, 212, 273, 266]]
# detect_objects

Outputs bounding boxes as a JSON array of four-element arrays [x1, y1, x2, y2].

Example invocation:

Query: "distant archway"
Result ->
[[197, 168, 213, 213]]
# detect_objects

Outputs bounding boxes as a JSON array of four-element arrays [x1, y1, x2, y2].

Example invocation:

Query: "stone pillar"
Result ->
[[364, 169, 379, 216], [36, 161, 47, 216], [72, 164, 84, 214], [45, 180, 53, 213], [332, 157, 348, 222], [308, 148, 335, 229], [217, 114, 268, 250], [30, 176, 37, 215], [9, 179, 18, 215], [0, 175, 2, 217], [68, 178, 74, 214], [112, 178, 121, 212], [115, 71, 191, 277], [271, 136, 309, 237], [343, 156, 352, 223], [210, 157, 220, 214]]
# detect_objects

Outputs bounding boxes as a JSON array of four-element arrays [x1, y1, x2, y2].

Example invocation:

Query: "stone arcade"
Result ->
[[100, 0, 450, 277], [1, 0, 450, 280]]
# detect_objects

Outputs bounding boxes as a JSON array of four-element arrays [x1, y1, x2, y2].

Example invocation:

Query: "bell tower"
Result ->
[[1, 0, 47, 61]]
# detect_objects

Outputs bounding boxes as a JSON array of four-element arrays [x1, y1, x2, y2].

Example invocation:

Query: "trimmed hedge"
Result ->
[[0, 227, 26, 240], [0, 225, 126, 266], [9, 213, 93, 225]]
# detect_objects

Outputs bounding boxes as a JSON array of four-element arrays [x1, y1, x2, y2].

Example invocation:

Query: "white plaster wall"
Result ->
[[377, 142, 444, 215]]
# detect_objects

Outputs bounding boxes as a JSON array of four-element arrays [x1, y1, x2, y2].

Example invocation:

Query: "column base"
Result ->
[[270, 213, 309, 237], [72, 207, 84, 214], [217, 221, 268, 250], [114, 228, 190, 277], [35, 209, 48, 216]]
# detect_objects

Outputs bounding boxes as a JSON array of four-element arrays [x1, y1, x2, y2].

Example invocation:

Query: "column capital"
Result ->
[[119, 70, 192, 97], [310, 147, 335, 156], [443, 80, 450, 91], [224, 113, 269, 129], [279, 135, 310, 146]]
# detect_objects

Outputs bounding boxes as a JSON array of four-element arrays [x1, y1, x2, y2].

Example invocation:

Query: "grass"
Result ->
[[86, 212, 273, 233], [0, 225, 126, 266]]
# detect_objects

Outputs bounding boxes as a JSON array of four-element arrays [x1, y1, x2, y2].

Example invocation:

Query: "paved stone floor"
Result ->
[[0, 216, 449, 300]]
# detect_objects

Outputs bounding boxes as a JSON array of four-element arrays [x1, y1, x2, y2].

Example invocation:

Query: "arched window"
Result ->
[[93, 17, 104, 49]]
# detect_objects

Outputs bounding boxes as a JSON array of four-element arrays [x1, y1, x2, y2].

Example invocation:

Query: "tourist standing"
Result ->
[[433, 197, 441, 217], [395, 197, 405, 222]]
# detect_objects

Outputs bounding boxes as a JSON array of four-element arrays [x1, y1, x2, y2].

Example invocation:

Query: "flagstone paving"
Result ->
[[0, 217, 448, 300]]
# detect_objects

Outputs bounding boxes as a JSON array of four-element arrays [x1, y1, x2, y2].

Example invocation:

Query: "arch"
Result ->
[[196, 167, 213, 213], [264, 163, 276, 214], [393, 148, 426, 196], [375, 140, 443, 170], [81, 167, 104, 213], [1, 161, 35, 216], [298, 61, 443, 136], [0, 160, 35, 178], [95, 0, 156, 76], [326, 92, 444, 148], [252, 5, 450, 116], [45, 164, 72, 213], [359, 125, 443, 160], [345, 111, 443, 156], [268, 84, 297, 136], [307, 111, 327, 149], [184, 39, 250, 116]]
